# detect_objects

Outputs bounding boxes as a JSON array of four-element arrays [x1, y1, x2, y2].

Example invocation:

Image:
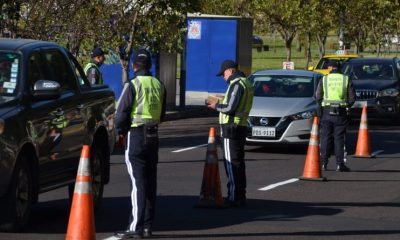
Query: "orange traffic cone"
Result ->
[[300, 117, 326, 181], [194, 127, 224, 208], [66, 145, 96, 240], [354, 105, 372, 158]]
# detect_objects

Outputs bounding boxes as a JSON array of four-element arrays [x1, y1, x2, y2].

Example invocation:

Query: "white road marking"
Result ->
[[172, 143, 208, 153], [103, 237, 119, 240], [258, 178, 299, 191]]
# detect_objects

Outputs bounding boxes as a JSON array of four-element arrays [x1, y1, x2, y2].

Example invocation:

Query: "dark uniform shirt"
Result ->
[[216, 71, 246, 115], [115, 70, 167, 135], [86, 60, 102, 85]]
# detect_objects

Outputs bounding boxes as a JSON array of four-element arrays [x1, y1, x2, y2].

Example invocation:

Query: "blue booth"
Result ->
[[185, 14, 252, 93]]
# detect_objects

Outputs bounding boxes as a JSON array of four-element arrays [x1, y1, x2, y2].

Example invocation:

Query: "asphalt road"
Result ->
[[1, 117, 400, 240]]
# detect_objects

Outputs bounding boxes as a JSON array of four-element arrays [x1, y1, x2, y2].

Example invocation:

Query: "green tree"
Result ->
[[254, 0, 308, 61]]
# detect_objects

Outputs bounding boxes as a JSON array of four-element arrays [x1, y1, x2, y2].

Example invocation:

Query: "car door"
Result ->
[[41, 48, 86, 180], [27, 48, 85, 187]]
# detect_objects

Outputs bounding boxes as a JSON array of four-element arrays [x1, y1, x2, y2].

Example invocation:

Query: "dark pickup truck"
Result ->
[[0, 39, 115, 231]]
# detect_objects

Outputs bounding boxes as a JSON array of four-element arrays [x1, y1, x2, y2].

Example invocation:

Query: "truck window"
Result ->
[[66, 52, 90, 87], [42, 49, 75, 92], [28, 51, 45, 92]]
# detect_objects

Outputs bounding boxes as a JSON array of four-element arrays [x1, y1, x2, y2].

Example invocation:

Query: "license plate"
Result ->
[[252, 127, 276, 137], [352, 101, 367, 108]]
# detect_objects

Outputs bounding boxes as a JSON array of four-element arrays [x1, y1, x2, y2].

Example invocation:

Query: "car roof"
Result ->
[[322, 54, 359, 59], [344, 57, 395, 63], [0, 38, 59, 51], [251, 69, 321, 77]]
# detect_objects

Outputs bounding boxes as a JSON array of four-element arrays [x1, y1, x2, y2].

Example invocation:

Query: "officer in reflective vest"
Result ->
[[115, 49, 166, 239], [316, 60, 355, 172], [84, 47, 105, 85], [207, 60, 254, 208]]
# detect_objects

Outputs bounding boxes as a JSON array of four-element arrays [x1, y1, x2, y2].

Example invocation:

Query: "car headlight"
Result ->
[[378, 88, 399, 97], [287, 110, 315, 120]]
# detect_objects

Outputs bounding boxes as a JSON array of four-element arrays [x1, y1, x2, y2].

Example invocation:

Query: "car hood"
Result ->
[[250, 97, 316, 117], [352, 80, 398, 91]]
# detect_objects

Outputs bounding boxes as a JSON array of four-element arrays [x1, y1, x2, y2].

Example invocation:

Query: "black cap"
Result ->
[[133, 49, 152, 69], [91, 47, 106, 58], [216, 60, 237, 76], [327, 60, 339, 68]]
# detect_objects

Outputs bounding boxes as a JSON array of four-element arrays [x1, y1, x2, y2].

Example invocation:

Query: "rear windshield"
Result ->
[[343, 62, 395, 80], [252, 75, 314, 98], [0, 51, 20, 96]]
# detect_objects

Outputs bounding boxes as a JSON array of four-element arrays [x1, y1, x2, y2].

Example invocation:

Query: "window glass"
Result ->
[[27, 51, 45, 92], [0, 51, 20, 96], [343, 62, 394, 80], [67, 52, 90, 87], [253, 75, 314, 98], [42, 49, 74, 92]]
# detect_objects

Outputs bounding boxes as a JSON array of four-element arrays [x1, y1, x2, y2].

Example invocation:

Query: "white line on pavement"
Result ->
[[102, 237, 119, 240], [172, 143, 208, 153], [258, 178, 299, 191]]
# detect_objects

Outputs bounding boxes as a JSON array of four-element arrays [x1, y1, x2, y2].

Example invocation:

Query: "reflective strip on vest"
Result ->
[[130, 76, 164, 127], [321, 73, 348, 107], [84, 62, 104, 84], [219, 77, 254, 126]]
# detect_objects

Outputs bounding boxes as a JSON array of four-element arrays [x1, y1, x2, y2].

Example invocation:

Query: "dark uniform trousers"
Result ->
[[221, 126, 247, 202], [320, 109, 349, 165], [125, 126, 158, 232]]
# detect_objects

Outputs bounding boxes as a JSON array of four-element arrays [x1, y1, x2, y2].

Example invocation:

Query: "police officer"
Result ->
[[84, 47, 106, 85], [114, 49, 166, 239], [316, 60, 355, 172], [207, 60, 253, 207]]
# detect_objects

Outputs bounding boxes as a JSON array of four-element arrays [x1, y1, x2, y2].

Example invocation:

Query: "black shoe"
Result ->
[[114, 230, 143, 239], [336, 164, 351, 172], [322, 164, 328, 171], [143, 228, 152, 238]]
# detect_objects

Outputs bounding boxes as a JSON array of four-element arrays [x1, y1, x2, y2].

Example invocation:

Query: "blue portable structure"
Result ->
[[184, 14, 252, 93], [100, 50, 157, 100]]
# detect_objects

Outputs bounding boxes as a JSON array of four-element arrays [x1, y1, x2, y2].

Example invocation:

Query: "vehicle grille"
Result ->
[[248, 117, 292, 140], [249, 117, 281, 127], [356, 89, 378, 100]]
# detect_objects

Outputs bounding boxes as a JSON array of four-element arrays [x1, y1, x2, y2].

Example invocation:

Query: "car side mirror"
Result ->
[[33, 80, 61, 100], [308, 66, 314, 71]]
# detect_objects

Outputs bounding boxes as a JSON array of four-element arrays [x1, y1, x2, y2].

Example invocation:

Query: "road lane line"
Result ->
[[103, 237, 119, 240], [258, 178, 299, 191], [172, 143, 208, 153]]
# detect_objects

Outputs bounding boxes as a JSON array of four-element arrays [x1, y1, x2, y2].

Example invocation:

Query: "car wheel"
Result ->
[[0, 157, 34, 232], [68, 143, 104, 210]]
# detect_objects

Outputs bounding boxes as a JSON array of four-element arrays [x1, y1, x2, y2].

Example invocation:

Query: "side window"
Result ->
[[28, 51, 45, 92], [42, 49, 75, 92], [66, 52, 90, 87]]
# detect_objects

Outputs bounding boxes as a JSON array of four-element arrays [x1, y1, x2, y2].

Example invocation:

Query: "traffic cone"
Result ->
[[66, 145, 96, 240], [354, 105, 372, 158], [194, 127, 224, 208], [299, 117, 326, 181]]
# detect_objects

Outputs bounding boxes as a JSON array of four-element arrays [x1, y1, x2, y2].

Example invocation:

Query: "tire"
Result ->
[[0, 157, 34, 232], [68, 143, 105, 210]]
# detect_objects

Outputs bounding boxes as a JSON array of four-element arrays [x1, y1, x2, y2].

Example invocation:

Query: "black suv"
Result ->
[[342, 57, 400, 119]]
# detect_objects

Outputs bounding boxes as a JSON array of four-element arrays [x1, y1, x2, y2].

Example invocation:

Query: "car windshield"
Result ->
[[253, 75, 314, 98], [0, 51, 20, 96], [316, 58, 350, 69], [343, 62, 395, 80]]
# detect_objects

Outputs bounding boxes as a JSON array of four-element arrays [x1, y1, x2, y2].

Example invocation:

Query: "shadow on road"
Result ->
[[21, 196, 400, 237]]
